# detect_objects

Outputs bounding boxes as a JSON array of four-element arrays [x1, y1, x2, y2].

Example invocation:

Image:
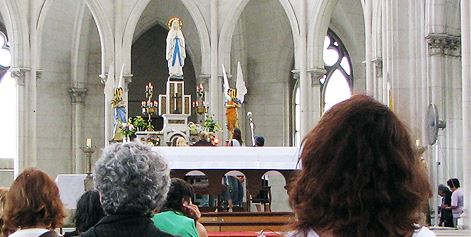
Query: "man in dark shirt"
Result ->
[[438, 184, 454, 227]]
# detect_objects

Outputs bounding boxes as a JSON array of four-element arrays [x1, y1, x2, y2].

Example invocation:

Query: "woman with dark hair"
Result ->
[[2, 168, 66, 237], [63, 190, 105, 237], [228, 128, 243, 146], [288, 95, 434, 237], [153, 178, 207, 237]]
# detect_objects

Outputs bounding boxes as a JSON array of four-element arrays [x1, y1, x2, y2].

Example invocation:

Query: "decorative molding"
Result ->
[[68, 87, 88, 104], [10, 68, 29, 86], [372, 58, 383, 78], [426, 34, 461, 56]]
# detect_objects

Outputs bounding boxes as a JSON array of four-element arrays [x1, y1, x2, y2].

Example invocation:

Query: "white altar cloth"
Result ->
[[55, 174, 87, 209], [154, 147, 301, 170]]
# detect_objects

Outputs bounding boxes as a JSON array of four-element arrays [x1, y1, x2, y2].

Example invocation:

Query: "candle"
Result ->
[[142, 101, 145, 107], [146, 85, 149, 91], [86, 138, 92, 148], [416, 139, 420, 147]]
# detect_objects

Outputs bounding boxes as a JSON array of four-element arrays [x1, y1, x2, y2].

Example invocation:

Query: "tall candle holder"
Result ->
[[80, 145, 96, 175], [193, 83, 209, 116], [141, 82, 159, 127]]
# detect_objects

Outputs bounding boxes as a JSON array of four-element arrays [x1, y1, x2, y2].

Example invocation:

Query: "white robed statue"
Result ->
[[166, 17, 186, 78]]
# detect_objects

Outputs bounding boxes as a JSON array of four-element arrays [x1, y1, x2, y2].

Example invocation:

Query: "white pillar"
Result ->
[[299, 0, 309, 137], [69, 88, 87, 173], [363, 0, 374, 95], [209, 0, 221, 126], [460, 0, 471, 229], [11, 68, 35, 173]]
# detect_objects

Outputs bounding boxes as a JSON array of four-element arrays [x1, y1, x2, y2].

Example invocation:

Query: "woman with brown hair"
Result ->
[[0, 187, 10, 237], [3, 168, 66, 237], [288, 95, 434, 237]]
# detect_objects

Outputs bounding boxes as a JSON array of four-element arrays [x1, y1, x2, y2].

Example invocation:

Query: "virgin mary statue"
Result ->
[[166, 17, 186, 79]]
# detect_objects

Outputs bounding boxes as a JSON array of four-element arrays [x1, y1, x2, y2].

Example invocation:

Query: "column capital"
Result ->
[[123, 74, 133, 85], [10, 68, 29, 86], [308, 68, 327, 86], [68, 87, 88, 104], [291, 70, 300, 80], [426, 33, 461, 56]]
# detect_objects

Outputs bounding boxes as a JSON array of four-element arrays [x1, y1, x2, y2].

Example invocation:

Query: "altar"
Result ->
[[154, 146, 300, 212]]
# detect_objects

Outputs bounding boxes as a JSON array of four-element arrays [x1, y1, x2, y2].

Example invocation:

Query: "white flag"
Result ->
[[222, 64, 230, 99], [236, 61, 247, 103]]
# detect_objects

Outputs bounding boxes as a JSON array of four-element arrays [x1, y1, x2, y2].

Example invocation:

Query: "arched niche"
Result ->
[[129, 24, 196, 127], [38, 0, 103, 177], [223, 170, 247, 211], [184, 170, 212, 209], [258, 170, 290, 212], [229, 0, 295, 146], [130, 0, 201, 127]]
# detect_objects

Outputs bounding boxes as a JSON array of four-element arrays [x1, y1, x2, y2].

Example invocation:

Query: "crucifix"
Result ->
[[172, 92, 182, 113]]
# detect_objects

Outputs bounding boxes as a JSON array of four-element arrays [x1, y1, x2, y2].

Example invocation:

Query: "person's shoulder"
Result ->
[[78, 227, 96, 237], [285, 229, 320, 237], [413, 226, 436, 237]]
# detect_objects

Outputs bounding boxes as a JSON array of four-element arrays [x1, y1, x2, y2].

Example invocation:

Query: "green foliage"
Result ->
[[131, 116, 147, 131], [203, 114, 222, 133]]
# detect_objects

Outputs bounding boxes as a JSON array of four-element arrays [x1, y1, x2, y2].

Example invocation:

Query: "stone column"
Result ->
[[11, 68, 32, 175], [101, 75, 112, 144], [209, 0, 222, 125], [363, 0, 374, 95], [426, 33, 460, 228], [68, 87, 87, 173], [460, 0, 471, 229], [299, 0, 309, 138], [308, 68, 326, 124]]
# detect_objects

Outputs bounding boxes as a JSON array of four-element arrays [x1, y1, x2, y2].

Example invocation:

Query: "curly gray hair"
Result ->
[[94, 142, 170, 215]]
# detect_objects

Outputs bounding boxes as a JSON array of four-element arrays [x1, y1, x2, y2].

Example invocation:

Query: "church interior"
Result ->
[[0, 0, 470, 236]]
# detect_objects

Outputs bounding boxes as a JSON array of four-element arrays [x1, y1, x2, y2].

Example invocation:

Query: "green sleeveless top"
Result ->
[[152, 211, 198, 237]]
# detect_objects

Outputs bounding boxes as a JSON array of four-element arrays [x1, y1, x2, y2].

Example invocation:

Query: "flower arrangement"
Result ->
[[202, 114, 222, 133], [131, 116, 147, 131], [130, 116, 155, 131], [121, 123, 135, 138]]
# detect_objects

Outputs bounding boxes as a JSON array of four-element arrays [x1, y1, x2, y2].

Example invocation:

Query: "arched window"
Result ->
[[0, 31, 16, 160], [321, 30, 353, 112], [293, 30, 352, 146]]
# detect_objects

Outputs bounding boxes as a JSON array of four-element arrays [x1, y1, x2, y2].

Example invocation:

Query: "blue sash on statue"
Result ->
[[172, 38, 182, 67]]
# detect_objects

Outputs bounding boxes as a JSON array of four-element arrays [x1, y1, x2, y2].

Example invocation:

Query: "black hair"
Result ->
[[162, 178, 194, 212], [74, 190, 105, 233], [447, 178, 460, 189]]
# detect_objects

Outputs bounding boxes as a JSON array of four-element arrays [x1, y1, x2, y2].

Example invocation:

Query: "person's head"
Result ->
[[232, 128, 242, 144], [198, 131, 210, 142], [0, 187, 9, 236], [254, 136, 265, 147], [438, 184, 450, 197], [74, 190, 105, 233], [162, 178, 194, 213], [447, 178, 460, 191], [3, 168, 66, 231], [95, 142, 170, 216], [175, 137, 188, 147], [289, 95, 431, 237]]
